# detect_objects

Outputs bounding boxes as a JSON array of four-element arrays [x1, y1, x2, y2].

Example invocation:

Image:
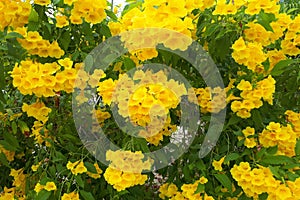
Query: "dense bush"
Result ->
[[0, 0, 300, 199]]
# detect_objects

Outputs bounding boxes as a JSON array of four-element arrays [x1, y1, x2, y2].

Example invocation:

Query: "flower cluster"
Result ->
[[0, 144, 15, 162], [232, 37, 267, 72], [66, 0, 107, 25], [231, 162, 300, 199], [259, 120, 299, 157], [104, 150, 152, 191], [94, 109, 111, 125], [231, 76, 276, 118], [34, 182, 57, 193], [191, 87, 227, 113], [31, 121, 51, 146], [159, 177, 214, 200], [66, 160, 87, 175], [108, 0, 199, 61], [0, 0, 30, 30], [61, 191, 80, 200], [4, 169, 27, 199], [281, 15, 300, 56], [11, 59, 78, 97], [238, 127, 257, 148], [22, 101, 51, 123], [16, 30, 64, 58]]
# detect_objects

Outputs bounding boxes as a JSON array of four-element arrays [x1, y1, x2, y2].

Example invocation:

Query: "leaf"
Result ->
[[266, 146, 278, 155], [5, 32, 24, 39], [224, 115, 241, 129], [295, 139, 300, 156], [214, 174, 232, 192], [12, 121, 17, 134], [194, 183, 205, 194], [76, 176, 85, 188], [84, 55, 94, 72], [256, 11, 276, 32], [105, 10, 118, 21], [269, 166, 281, 179], [28, 8, 39, 22], [252, 110, 264, 130], [36, 190, 51, 200], [100, 24, 112, 38], [123, 57, 136, 71], [79, 190, 95, 200], [224, 153, 240, 163], [0, 152, 10, 167], [271, 59, 297, 76], [84, 162, 97, 174], [58, 31, 71, 51], [183, 165, 191, 181], [262, 155, 294, 165], [0, 132, 20, 151]]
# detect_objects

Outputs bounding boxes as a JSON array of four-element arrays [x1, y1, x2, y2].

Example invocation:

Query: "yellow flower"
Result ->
[[56, 15, 69, 28], [61, 191, 80, 200], [44, 182, 57, 191], [212, 156, 225, 171], [34, 0, 51, 6], [34, 183, 44, 193]]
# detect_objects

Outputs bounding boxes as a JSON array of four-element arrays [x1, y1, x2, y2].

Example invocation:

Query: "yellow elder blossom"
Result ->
[[34, 0, 50, 6], [66, 160, 87, 175], [0, 0, 31, 30], [56, 15, 69, 28], [61, 191, 80, 200], [86, 163, 103, 179], [212, 156, 225, 171]]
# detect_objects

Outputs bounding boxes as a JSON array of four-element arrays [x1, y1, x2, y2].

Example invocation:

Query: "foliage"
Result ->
[[0, 0, 300, 200]]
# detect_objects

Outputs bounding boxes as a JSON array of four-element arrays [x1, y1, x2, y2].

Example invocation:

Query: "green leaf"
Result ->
[[75, 176, 85, 188], [0, 132, 20, 151], [12, 121, 17, 134], [58, 31, 71, 51], [84, 55, 94, 72], [271, 59, 297, 76], [195, 160, 206, 171], [123, 57, 136, 71], [256, 11, 276, 32], [84, 162, 97, 174], [224, 153, 240, 163], [105, 10, 118, 21], [266, 146, 278, 155], [0, 152, 10, 167], [214, 174, 232, 192], [36, 190, 51, 200], [194, 183, 205, 194], [80, 190, 95, 200], [269, 166, 281, 179], [183, 165, 191, 181], [100, 24, 112, 38], [224, 115, 241, 130], [28, 8, 39, 22], [262, 155, 294, 165], [295, 139, 300, 156], [252, 110, 264, 130], [5, 32, 24, 39]]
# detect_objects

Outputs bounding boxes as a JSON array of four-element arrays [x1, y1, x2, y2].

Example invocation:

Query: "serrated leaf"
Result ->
[[214, 174, 232, 192], [105, 10, 118, 21], [75, 176, 85, 188], [0, 132, 20, 151], [58, 31, 71, 51], [84, 162, 97, 174], [36, 190, 51, 200], [80, 190, 95, 200], [269, 166, 280, 179]]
